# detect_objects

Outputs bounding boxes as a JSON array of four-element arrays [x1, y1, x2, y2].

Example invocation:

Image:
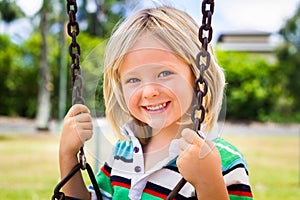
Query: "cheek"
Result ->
[[123, 86, 141, 113], [175, 84, 194, 110], [166, 78, 194, 109]]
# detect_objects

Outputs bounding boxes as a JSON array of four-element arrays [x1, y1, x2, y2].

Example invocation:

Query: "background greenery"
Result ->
[[1, 1, 300, 123]]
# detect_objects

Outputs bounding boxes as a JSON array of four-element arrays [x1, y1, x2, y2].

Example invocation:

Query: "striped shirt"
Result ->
[[90, 123, 253, 200]]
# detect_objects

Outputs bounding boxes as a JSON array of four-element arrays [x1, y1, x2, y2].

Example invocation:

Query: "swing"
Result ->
[[51, 0, 215, 199]]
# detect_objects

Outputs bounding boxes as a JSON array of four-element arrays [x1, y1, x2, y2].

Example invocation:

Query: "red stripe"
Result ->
[[112, 181, 131, 189], [101, 166, 110, 178], [143, 188, 167, 199], [229, 190, 253, 197]]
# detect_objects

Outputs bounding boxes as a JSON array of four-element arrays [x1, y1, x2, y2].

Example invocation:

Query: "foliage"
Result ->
[[274, 6, 300, 121], [0, 31, 105, 118], [216, 51, 280, 122], [0, 35, 38, 117], [215, 4, 300, 122], [0, 0, 24, 23], [78, 0, 125, 37], [1, 0, 300, 123]]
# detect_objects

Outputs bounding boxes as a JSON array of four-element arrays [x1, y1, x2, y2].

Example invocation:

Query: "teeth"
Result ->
[[146, 103, 167, 111]]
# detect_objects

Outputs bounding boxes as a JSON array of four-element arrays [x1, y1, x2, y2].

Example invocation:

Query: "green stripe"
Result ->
[[214, 138, 245, 169], [96, 169, 113, 197], [229, 194, 253, 200], [141, 191, 165, 200], [111, 186, 129, 200]]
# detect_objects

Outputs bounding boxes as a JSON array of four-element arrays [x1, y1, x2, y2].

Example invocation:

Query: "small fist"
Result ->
[[177, 128, 222, 187], [60, 104, 93, 156]]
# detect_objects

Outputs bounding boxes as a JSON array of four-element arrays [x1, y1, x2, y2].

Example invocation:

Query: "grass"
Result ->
[[0, 132, 299, 199], [0, 134, 60, 200], [223, 134, 300, 200]]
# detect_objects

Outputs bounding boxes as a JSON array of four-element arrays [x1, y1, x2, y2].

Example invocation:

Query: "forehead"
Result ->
[[124, 48, 180, 65], [119, 34, 185, 74], [118, 48, 187, 77]]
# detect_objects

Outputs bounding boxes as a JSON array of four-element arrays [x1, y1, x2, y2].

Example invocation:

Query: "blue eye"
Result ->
[[158, 71, 173, 78], [127, 78, 140, 83]]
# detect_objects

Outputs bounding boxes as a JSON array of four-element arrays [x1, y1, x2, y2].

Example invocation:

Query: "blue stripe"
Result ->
[[222, 157, 248, 173], [113, 140, 133, 163]]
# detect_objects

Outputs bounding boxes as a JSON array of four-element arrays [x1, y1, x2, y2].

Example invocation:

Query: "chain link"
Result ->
[[167, 1, 215, 199], [67, 0, 85, 105], [52, 2, 103, 199], [66, 0, 86, 169], [192, 0, 214, 136]]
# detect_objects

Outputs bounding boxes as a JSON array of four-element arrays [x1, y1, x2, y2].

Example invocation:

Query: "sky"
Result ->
[[15, 0, 43, 17], [14, 0, 300, 33], [2, 0, 300, 43], [171, 0, 300, 37]]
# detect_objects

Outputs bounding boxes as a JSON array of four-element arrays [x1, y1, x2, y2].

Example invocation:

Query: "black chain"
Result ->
[[66, 0, 87, 169], [52, 1, 102, 199], [67, 0, 85, 105], [166, 0, 214, 199], [193, 0, 214, 135]]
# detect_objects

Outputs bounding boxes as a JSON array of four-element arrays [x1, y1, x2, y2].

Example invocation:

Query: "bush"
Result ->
[[0, 35, 38, 117], [216, 51, 279, 122], [0, 32, 106, 119]]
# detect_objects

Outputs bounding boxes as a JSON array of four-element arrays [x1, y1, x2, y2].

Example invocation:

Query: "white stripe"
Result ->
[[224, 167, 250, 186], [149, 168, 195, 197], [89, 188, 112, 200], [215, 143, 243, 158], [111, 164, 195, 198], [111, 162, 138, 179]]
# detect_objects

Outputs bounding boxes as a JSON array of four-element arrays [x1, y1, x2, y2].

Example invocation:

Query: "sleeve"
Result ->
[[88, 162, 114, 200], [214, 138, 253, 200]]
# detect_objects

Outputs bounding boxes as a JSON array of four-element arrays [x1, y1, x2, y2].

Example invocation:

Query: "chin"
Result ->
[[147, 119, 168, 129]]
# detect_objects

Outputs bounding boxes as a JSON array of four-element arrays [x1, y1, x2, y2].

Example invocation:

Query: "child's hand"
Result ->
[[177, 128, 228, 199], [60, 104, 93, 157]]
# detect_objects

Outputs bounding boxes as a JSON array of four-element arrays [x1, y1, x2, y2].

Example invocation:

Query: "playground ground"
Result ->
[[0, 117, 299, 200]]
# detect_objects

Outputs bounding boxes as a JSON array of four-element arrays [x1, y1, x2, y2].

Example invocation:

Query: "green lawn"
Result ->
[[223, 134, 300, 200], [0, 134, 60, 199], [0, 132, 299, 199]]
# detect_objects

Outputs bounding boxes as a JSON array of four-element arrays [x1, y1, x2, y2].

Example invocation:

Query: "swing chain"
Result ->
[[198, 0, 214, 50], [167, 1, 215, 199], [67, 0, 85, 105], [192, 0, 214, 135], [52, 1, 103, 200]]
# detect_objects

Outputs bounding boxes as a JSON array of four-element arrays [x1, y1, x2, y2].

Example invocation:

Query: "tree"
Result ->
[[77, 0, 125, 37], [35, 0, 52, 130], [216, 51, 277, 122], [0, 0, 24, 23], [274, 5, 300, 120], [0, 0, 126, 122]]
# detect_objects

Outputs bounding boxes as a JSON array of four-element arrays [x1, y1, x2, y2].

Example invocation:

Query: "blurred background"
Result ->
[[0, 0, 300, 199]]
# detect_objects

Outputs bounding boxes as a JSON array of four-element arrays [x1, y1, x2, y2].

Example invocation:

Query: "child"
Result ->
[[59, 5, 253, 200]]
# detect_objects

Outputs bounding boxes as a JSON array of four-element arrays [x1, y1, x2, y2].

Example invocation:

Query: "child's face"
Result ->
[[119, 37, 194, 132]]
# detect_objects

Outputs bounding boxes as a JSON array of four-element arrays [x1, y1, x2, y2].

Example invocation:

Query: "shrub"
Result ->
[[216, 51, 279, 122]]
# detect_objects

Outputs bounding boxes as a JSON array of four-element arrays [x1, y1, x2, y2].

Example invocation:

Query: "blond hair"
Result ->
[[103, 6, 225, 138]]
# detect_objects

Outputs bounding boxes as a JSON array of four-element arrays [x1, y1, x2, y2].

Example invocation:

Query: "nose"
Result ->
[[142, 83, 160, 99]]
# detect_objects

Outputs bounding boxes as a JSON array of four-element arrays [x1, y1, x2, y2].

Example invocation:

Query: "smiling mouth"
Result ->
[[144, 102, 170, 112]]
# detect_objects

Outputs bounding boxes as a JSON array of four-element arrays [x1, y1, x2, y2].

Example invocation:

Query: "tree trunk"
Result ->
[[58, 0, 67, 123], [36, 3, 51, 131]]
